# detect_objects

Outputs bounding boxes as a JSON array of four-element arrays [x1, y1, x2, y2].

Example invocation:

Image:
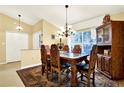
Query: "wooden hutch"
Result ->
[[96, 15, 124, 80]]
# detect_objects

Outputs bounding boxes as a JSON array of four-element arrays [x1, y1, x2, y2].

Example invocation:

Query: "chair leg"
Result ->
[[87, 74, 90, 87], [46, 66, 48, 80], [81, 74, 84, 81], [66, 69, 70, 77], [42, 65, 45, 75], [50, 68, 53, 81], [93, 71, 95, 86], [58, 71, 61, 85]]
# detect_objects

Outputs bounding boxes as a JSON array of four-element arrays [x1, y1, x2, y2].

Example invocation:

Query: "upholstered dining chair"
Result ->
[[62, 44, 71, 75], [41, 45, 50, 79], [63, 45, 69, 52], [72, 45, 81, 54], [76, 45, 97, 87], [50, 44, 70, 84]]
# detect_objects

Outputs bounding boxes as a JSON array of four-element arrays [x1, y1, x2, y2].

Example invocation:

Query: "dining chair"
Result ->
[[45, 45, 51, 61], [50, 44, 70, 84], [62, 44, 71, 76], [63, 45, 69, 52], [72, 45, 81, 54], [41, 45, 50, 79], [76, 45, 97, 87], [72, 44, 83, 70]]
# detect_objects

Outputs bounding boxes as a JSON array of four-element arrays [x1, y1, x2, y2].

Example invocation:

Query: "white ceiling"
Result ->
[[0, 5, 124, 27]]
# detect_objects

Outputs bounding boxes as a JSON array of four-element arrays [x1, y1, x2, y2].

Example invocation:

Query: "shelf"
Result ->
[[96, 69, 112, 79], [97, 54, 111, 58], [97, 44, 112, 46]]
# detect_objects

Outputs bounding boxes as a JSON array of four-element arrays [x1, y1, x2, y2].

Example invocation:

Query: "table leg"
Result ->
[[71, 62, 78, 87]]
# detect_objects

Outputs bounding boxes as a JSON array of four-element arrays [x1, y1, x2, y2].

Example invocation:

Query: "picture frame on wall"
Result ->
[[51, 34, 55, 39]]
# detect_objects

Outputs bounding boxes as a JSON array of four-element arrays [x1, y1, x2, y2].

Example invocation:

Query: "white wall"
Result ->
[[72, 12, 124, 31], [72, 16, 103, 31]]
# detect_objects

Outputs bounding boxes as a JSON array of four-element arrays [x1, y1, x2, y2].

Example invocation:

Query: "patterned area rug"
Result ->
[[17, 65, 119, 87]]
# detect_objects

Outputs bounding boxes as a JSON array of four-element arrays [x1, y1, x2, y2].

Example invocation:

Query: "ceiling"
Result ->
[[0, 5, 124, 27]]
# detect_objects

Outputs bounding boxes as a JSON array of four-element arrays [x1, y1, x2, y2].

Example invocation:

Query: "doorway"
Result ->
[[6, 32, 28, 63], [33, 31, 42, 49]]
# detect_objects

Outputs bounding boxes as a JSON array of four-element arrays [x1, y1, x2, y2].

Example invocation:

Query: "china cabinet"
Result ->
[[96, 17, 124, 79]]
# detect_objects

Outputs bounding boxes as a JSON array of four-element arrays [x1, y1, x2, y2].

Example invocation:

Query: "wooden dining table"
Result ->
[[47, 51, 89, 87], [60, 52, 88, 87]]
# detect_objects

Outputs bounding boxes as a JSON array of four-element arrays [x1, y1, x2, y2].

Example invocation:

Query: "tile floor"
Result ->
[[0, 62, 24, 87]]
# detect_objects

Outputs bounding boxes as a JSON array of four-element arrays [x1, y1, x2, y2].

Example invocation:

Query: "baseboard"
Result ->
[[20, 63, 41, 69], [6, 61, 21, 64], [0, 62, 6, 65], [0, 61, 20, 65]]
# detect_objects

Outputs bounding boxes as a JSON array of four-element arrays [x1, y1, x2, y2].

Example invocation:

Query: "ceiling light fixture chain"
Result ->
[[16, 14, 23, 31], [57, 5, 75, 38], [18, 14, 21, 26], [64, 5, 75, 37], [65, 5, 68, 37]]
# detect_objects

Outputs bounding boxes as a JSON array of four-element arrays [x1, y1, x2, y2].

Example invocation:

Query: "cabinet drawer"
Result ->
[[97, 55, 102, 70], [97, 54, 111, 77], [103, 57, 111, 75]]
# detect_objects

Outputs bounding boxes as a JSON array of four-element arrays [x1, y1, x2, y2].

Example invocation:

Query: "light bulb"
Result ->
[[16, 25, 23, 30]]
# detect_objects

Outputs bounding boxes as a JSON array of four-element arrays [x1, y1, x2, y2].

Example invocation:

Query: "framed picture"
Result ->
[[51, 34, 55, 39]]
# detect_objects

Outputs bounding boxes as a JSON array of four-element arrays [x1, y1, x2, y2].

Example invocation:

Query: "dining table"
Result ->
[[60, 52, 88, 87], [47, 51, 89, 87]]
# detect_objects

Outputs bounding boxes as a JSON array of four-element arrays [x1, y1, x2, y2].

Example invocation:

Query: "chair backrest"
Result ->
[[72, 45, 81, 54], [41, 45, 47, 65], [63, 45, 69, 52], [89, 45, 98, 71], [50, 44, 60, 68]]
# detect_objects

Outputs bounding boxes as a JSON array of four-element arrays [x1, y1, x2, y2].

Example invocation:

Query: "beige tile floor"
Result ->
[[0, 62, 24, 87], [0, 62, 124, 87]]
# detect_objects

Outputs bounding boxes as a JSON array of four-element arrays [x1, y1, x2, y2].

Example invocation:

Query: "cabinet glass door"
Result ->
[[97, 28, 104, 44], [104, 25, 112, 44]]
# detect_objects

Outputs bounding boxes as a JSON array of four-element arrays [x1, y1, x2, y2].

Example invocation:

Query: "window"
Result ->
[[69, 28, 96, 54], [33, 32, 42, 49]]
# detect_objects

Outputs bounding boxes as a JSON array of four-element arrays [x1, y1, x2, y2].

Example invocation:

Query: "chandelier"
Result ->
[[58, 5, 75, 38], [16, 14, 23, 31]]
